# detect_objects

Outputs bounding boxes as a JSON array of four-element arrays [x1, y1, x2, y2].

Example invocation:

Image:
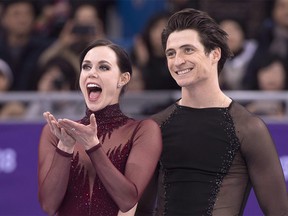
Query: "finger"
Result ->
[[58, 119, 81, 132], [90, 113, 97, 129], [61, 127, 68, 136], [43, 112, 55, 131], [51, 120, 61, 135]]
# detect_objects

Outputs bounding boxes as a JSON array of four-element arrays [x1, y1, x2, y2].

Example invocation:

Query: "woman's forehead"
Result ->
[[84, 46, 117, 63]]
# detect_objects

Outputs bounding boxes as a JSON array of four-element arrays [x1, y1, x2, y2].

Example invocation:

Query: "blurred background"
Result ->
[[0, 0, 287, 215]]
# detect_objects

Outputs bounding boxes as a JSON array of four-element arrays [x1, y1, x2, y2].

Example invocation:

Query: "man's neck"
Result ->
[[8, 34, 29, 47], [180, 86, 228, 108]]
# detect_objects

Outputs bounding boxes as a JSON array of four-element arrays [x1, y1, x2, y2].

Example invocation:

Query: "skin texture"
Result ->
[[43, 46, 131, 152], [165, 29, 230, 107]]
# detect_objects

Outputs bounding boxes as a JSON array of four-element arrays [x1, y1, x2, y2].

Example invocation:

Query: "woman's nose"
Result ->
[[88, 70, 99, 78]]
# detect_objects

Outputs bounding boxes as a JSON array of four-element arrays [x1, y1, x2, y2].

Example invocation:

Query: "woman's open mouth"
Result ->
[[87, 83, 102, 101]]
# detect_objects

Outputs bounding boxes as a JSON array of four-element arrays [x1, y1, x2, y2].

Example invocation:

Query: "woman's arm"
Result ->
[[90, 119, 162, 212], [38, 112, 76, 215], [59, 115, 162, 212]]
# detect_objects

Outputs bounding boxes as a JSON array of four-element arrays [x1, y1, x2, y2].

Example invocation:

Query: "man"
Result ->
[[136, 8, 288, 216], [0, 0, 50, 91]]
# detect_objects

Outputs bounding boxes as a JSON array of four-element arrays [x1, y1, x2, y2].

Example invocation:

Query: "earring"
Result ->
[[117, 84, 122, 88]]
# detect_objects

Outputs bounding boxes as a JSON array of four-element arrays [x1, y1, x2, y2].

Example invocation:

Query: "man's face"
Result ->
[[165, 29, 219, 88], [273, 0, 288, 28], [2, 2, 35, 36]]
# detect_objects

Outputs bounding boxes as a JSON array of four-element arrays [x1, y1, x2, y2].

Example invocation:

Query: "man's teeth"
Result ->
[[177, 69, 191, 75]]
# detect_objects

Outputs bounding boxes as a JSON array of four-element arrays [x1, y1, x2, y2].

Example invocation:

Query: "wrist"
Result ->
[[85, 143, 101, 155], [57, 141, 74, 154], [85, 138, 100, 151]]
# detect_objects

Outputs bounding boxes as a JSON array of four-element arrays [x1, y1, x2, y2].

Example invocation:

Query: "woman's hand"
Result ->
[[43, 112, 75, 153], [58, 114, 100, 150]]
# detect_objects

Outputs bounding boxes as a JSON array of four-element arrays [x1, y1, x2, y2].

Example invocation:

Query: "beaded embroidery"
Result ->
[[82, 104, 130, 142], [58, 104, 133, 216], [206, 107, 241, 215]]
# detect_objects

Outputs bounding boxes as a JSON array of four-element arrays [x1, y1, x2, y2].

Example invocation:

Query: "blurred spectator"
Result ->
[[131, 11, 179, 90], [33, 56, 78, 91], [245, 53, 288, 118], [116, 0, 166, 42], [69, 0, 116, 35], [257, 0, 288, 58], [38, 1, 106, 74], [0, 59, 13, 91], [126, 65, 145, 92], [219, 18, 257, 90], [25, 56, 82, 120], [166, 0, 200, 12], [34, 0, 71, 40], [200, 0, 270, 39], [0, 58, 26, 119], [243, 0, 288, 89], [0, 0, 51, 91], [0, 3, 3, 16]]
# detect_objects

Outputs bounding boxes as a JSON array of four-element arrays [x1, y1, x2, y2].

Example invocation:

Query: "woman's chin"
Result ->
[[86, 100, 102, 111]]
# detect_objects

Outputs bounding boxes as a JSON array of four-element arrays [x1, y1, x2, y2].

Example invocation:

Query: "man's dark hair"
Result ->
[[161, 8, 233, 74]]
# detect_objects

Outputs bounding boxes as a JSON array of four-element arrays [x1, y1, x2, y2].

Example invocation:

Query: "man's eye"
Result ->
[[166, 51, 175, 58], [185, 48, 193, 54]]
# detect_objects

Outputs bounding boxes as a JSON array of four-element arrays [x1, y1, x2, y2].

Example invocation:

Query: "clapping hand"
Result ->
[[43, 112, 76, 152], [58, 113, 100, 150]]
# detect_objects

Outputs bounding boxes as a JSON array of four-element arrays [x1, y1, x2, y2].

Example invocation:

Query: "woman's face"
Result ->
[[257, 61, 286, 90], [220, 20, 244, 53], [79, 46, 129, 111]]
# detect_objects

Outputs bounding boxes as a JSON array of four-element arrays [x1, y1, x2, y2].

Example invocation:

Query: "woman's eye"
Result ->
[[82, 64, 91, 70], [99, 65, 110, 71]]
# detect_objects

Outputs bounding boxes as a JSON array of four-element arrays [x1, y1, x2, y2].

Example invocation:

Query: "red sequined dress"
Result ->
[[38, 104, 162, 216]]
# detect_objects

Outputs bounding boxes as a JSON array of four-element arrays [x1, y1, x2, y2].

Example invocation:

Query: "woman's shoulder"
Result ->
[[127, 118, 160, 130]]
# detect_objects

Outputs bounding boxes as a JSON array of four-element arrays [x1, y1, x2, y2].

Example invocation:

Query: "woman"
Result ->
[[38, 39, 162, 216]]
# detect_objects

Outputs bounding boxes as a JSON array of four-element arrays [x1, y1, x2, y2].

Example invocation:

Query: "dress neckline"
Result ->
[[81, 104, 130, 142]]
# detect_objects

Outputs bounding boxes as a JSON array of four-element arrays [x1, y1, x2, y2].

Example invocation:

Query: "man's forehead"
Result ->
[[166, 30, 201, 50]]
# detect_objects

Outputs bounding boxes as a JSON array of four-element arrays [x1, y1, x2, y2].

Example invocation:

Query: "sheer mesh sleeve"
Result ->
[[136, 104, 176, 216], [87, 119, 162, 212], [231, 103, 288, 215], [38, 124, 73, 215]]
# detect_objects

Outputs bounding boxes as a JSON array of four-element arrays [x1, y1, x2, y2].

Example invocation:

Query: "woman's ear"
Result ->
[[117, 72, 131, 88]]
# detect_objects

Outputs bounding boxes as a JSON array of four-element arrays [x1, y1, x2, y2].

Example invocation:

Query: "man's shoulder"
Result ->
[[230, 100, 268, 134], [150, 102, 176, 126]]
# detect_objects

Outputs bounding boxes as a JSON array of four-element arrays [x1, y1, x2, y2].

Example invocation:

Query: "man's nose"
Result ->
[[174, 53, 186, 65]]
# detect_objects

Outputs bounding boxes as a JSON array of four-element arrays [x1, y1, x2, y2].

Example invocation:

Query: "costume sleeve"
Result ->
[[88, 119, 162, 212], [135, 105, 175, 215], [241, 117, 288, 215], [38, 124, 72, 215], [134, 167, 159, 216]]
